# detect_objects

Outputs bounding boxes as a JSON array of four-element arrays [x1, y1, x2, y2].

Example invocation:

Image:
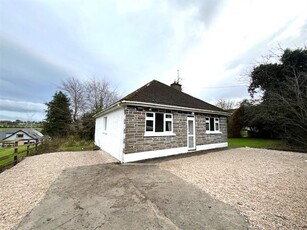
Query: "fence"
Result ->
[[0, 140, 41, 172]]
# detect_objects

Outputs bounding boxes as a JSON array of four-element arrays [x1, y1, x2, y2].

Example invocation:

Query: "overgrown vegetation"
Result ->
[[37, 136, 97, 154], [42, 78, 118, 140], [227, 47, 307, 151]]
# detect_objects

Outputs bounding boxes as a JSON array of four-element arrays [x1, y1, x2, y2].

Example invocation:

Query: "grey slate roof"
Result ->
[[0, 131, 8, 140], [0, 128, 44, 141], [122, 80, 224, 112]]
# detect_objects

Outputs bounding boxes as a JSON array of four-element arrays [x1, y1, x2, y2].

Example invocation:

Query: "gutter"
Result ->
[[93, 102, 123, 118], [121, 100, 230, 116], [94, 100, 230, 118]]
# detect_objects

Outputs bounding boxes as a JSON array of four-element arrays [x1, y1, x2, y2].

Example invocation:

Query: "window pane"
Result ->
[[146, 113, 153, 117], [205, 122, 209, 131], [165, 114, 172, 119], [210, 118, 214, 131], [155, 113, 163, 132], [146, 120, 153, 131], [188, 136, 194, 148], [165, 121, 172, 131], [215, 122, 219, 131], [188, 120, 194, 134]]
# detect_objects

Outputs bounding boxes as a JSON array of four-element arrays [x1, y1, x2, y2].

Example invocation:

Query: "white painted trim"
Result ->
[[206, 131, 222, 135], [124, 147, 187, 163], [196, 142, 228, 151], [122, 100, 230, 116], [123, 142, 228, 163], [144, 133, 176, 137], [94, 99, 229, 119], [93, 102, 122, 118], [187, 117, 196, 150]]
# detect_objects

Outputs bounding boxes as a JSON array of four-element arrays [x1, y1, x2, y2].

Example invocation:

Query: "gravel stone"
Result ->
[[159, 147, 307, 230], [0, 151, 116, 230], [1, 148, 306, 230]]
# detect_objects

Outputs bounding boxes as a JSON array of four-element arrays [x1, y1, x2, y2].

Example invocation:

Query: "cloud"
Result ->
[[0, 36, 69, 102], [196, 0, 226, 27], [0, 99, 46, 121], [0, 99, 46, 113], [0, 0, 307, 122]]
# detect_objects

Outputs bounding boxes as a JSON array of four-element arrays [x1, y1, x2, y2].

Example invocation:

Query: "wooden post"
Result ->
[[14, 146, 18, 165]]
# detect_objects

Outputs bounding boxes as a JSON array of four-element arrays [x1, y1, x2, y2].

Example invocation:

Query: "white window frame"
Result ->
[[145, 112, 175, 136], [205, 117, 221, 134]]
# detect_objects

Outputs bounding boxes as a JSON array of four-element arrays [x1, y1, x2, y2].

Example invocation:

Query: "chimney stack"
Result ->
[[170, 82, 182, 91]]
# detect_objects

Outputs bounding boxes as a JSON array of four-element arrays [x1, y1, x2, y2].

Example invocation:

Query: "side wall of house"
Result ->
[[95, 108, 125, 161], [124, 106, 227, 155]]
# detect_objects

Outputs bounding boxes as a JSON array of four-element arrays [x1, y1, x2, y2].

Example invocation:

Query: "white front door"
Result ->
[[187, 117, 196, 150]]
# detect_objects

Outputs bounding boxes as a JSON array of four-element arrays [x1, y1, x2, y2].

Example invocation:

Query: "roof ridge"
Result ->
[[122, 79, 157, 101]]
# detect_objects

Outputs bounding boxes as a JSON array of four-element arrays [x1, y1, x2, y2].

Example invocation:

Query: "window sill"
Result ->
[[206, 131, 222, 134], [144, 132, 176, 137]]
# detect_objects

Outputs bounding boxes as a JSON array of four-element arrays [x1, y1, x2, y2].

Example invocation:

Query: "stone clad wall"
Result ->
[[195, 115, 227, 145], [124, 106, 227, 154]]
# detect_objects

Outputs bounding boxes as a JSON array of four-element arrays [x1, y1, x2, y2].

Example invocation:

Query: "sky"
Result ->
[[0, 0, 306, 121]]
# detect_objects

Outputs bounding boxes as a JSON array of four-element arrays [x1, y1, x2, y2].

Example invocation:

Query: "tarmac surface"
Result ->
[[17, 163, 248, 229]]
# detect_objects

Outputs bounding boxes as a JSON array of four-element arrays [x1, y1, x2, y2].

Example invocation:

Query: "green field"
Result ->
[[228, 138, 283, 149], [0, 145, 28, 157], [0, 145, 37, 168], [0, 127, 43, 132]]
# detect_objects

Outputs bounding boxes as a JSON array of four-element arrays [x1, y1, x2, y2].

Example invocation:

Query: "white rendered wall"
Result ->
[[95, 108, 124, 161], [123, 142, 228, 163]]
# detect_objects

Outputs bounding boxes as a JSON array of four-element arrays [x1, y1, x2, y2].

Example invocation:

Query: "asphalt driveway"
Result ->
[[17, 163, 248, 230]]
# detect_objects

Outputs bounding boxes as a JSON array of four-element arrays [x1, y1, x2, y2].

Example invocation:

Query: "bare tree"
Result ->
[[85, 78, 119, 113], [61, 77, 86, 122], [268, 70, 307, 146], [215, 99, 236, 111]]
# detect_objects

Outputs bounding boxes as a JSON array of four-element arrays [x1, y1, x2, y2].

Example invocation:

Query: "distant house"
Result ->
[[0, 128, 44, 146], [94, 80, 229, 163]]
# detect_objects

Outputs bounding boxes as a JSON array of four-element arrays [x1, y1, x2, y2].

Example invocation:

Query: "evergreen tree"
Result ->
[[43, 91, 72, 137], [248, 48, 307, 146]]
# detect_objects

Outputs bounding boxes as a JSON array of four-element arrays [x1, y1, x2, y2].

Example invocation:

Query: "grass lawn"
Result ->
[[0, 145, 29, 157], [0, 127, 18, 131], [0, 145, 36, 168], [228, 138, 283, 149]]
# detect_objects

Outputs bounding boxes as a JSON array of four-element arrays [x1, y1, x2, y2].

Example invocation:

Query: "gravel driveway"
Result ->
[[0, 151, 116, 230], [0, 148, 306, 229], [159, 148, 307, 229]]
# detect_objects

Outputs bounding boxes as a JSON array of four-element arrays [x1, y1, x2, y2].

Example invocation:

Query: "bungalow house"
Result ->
[[94, 80, 229, 163], [0, 128, 44, 146]]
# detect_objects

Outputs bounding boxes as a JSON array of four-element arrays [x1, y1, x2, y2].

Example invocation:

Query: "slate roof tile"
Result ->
[[122, 80, 224, 112]]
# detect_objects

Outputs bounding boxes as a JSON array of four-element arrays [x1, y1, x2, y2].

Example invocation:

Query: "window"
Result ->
[[103, 117, 108, 132], [145, 112, 173, 135], [205, 117, 220, 133], [17, 134, 24, 138]]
